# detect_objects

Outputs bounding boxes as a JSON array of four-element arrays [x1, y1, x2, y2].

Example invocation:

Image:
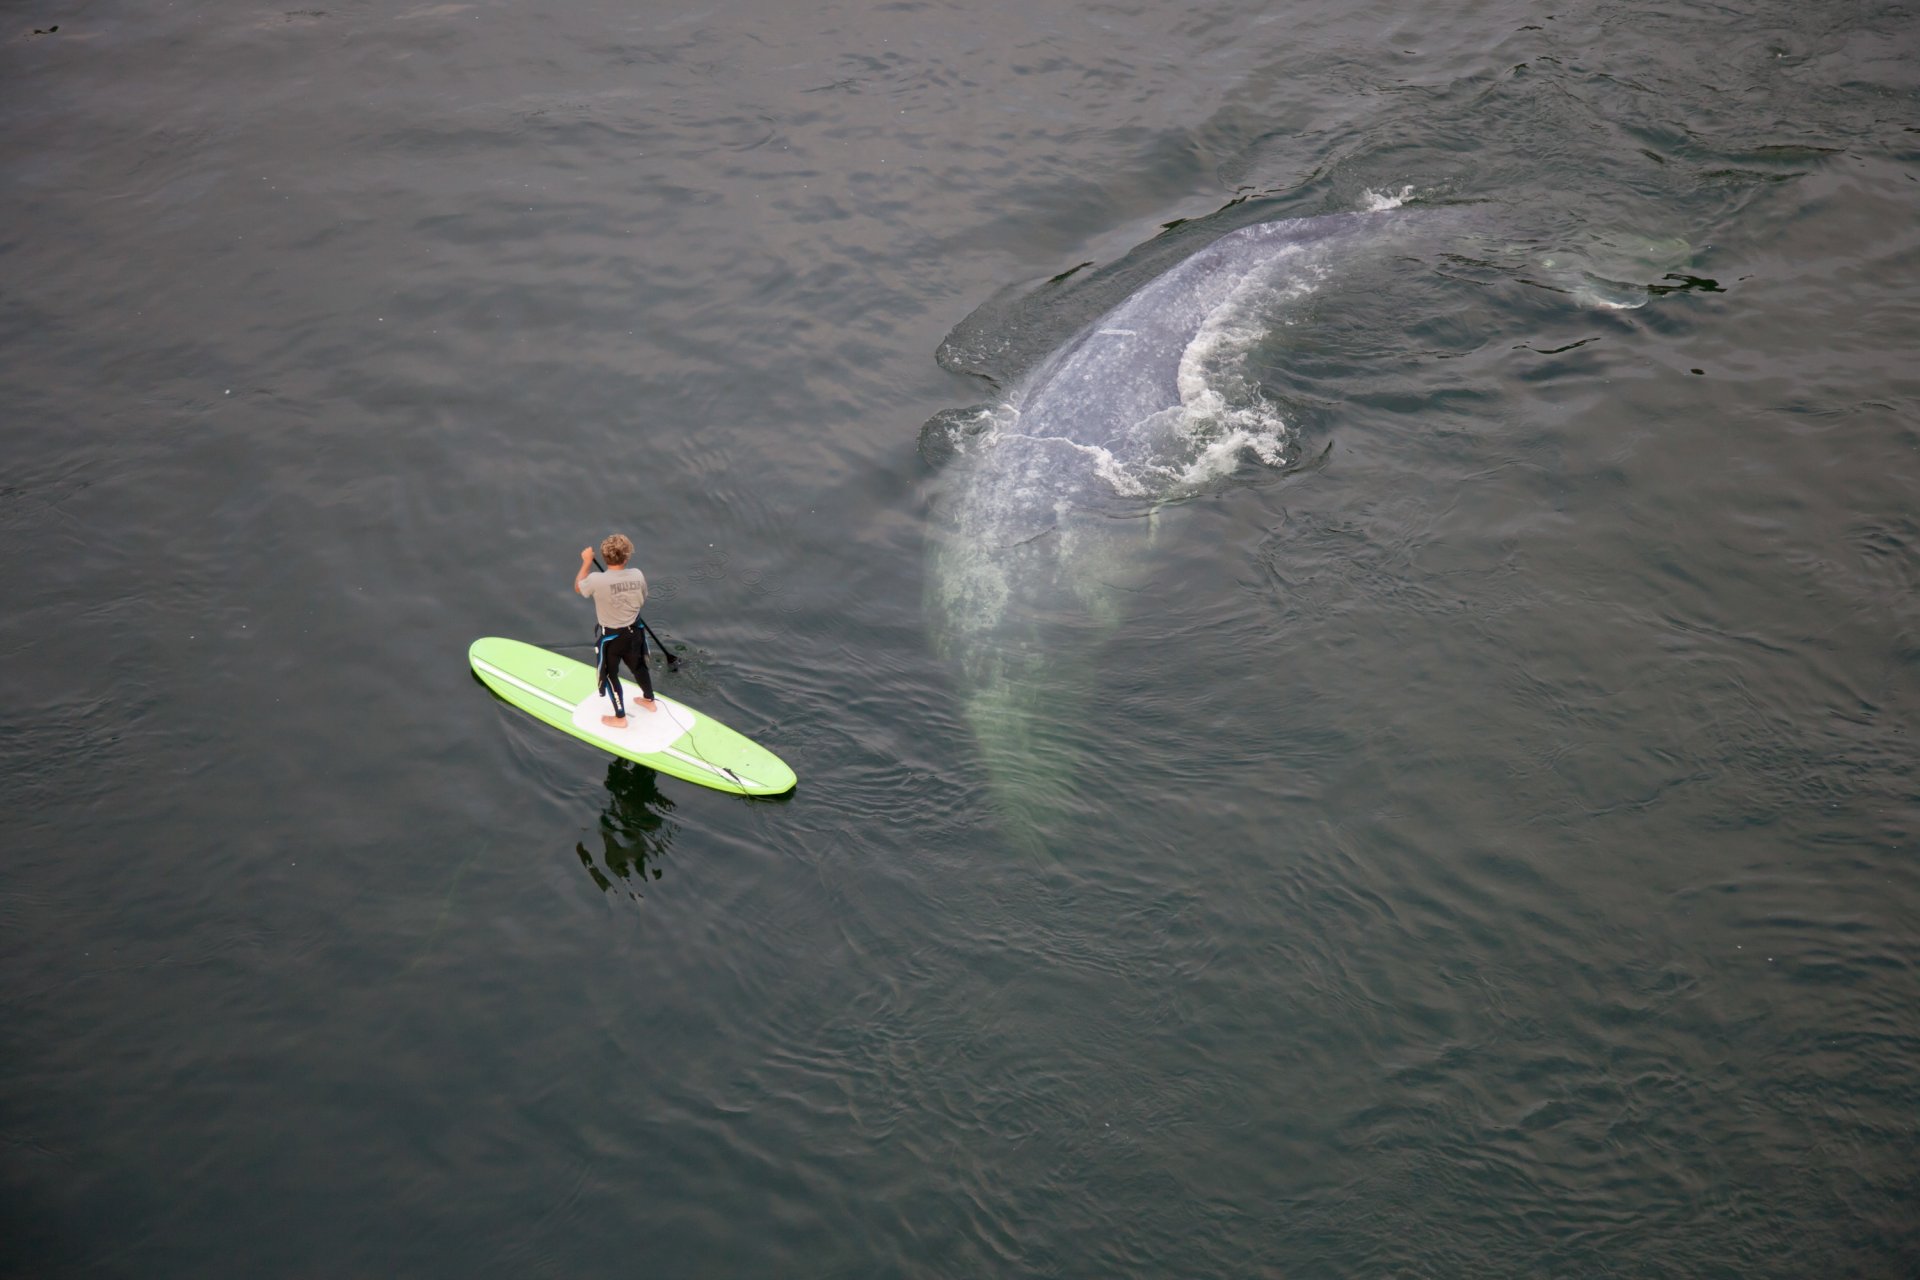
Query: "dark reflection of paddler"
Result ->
[[576, 759, 677, 899]]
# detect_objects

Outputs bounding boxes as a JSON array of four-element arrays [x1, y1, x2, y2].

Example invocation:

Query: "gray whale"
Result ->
[[928, 208, 1434, 810], [923, 203, 1706, 814]]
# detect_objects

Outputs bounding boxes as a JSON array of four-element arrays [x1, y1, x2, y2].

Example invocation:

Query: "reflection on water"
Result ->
[[576, 760, 677, 900]]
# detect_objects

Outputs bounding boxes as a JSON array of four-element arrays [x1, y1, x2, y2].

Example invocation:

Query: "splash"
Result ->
[[1164, 259, 1329, 487], [1362, 185, 1418, 211]]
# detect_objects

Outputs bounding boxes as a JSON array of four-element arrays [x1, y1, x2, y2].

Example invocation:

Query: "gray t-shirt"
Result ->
[[578, 566, 648, 628]]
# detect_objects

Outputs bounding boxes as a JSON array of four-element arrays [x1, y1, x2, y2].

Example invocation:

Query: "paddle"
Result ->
[[590, 554, 680, 669]]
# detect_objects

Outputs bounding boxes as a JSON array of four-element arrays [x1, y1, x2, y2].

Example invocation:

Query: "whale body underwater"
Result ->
[[923, 204, 1707, 811], [927, 207, 1442, 805]]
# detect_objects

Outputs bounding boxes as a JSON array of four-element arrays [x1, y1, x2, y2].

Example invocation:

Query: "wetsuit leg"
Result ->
[[621, 633, 654, 701], [596, 629, 627, 718]]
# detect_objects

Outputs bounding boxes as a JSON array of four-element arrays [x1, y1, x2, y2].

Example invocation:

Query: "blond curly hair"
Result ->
[[599, 533, 634, 566]]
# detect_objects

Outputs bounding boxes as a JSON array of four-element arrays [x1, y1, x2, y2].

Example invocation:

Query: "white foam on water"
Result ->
[[1155, 255, 1329, 489], [1089, 438, 1150, 497], [1362, 185, 1417, 211], [1575, 284, 1644, 310]]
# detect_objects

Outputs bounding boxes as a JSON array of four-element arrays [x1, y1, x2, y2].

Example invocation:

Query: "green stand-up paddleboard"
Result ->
[[469, 636, 796, 797]]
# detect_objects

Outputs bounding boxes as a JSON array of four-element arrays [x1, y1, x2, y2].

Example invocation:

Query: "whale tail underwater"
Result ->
[[923, 198, 1704, 830]]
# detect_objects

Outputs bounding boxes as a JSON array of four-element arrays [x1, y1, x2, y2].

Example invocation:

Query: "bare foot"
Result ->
[[639, 698, 658, 713], [601, 715, 628, 729]]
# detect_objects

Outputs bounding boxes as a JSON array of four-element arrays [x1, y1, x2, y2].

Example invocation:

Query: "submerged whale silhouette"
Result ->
[[926, 204, 1707, 817], [928, 208, 1436, 811]]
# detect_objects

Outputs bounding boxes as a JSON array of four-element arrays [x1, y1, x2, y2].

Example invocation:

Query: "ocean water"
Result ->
[[3, 0, 1918, 1274]]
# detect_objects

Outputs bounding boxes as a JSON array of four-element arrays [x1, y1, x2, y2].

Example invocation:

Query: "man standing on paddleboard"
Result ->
[[574, 534, 657, 727]]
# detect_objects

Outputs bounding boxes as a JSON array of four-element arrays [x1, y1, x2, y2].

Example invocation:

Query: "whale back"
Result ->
[[1012, 212, 1378, 454]]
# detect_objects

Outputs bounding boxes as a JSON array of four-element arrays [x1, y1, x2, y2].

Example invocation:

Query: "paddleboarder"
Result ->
[[574, 534, 656, 726]]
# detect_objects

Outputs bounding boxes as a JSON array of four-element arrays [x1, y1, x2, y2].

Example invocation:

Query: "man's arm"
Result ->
[[574, 547, 596, 595]]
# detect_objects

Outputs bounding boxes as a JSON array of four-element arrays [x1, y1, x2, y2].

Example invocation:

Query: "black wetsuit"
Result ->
[[595, 621, 654, 718]]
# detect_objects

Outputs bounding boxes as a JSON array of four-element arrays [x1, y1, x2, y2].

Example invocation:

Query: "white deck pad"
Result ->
[[569, 684, 696, 754]]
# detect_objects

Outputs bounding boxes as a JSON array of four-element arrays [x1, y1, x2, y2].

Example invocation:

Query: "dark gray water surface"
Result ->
[[5, 0, 1919, 1274]]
